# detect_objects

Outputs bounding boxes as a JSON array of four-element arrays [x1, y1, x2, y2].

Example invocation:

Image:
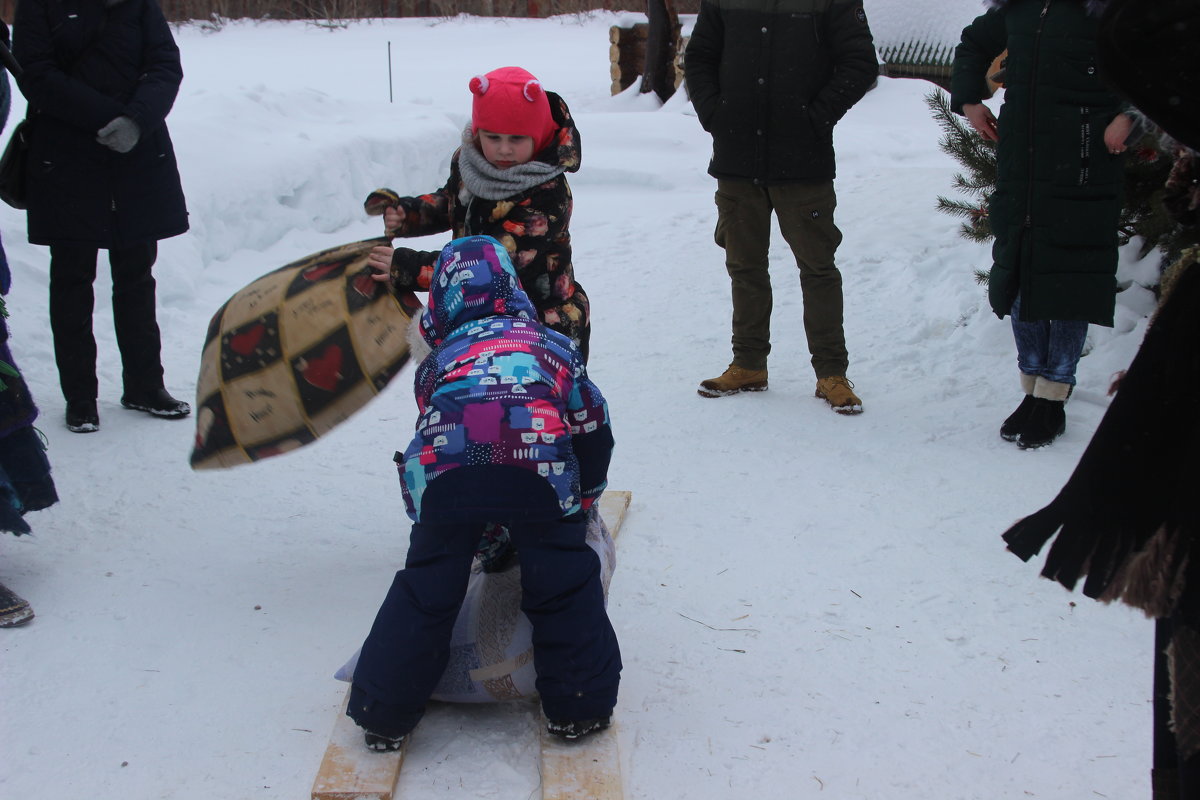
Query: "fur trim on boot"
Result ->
[[1033, 377, 1072, 402]]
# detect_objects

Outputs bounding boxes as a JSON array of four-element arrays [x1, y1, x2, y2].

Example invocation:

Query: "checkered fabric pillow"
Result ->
[[190, 238, 422, 469]]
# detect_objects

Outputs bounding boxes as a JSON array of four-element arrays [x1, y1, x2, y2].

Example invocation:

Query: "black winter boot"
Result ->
[[546, 716, 611, 741], [363, 730, 406, 752], [1017, 398, 1066, 449], [121, 388, 191, 418], [1000, 395, 1037, 441], [0, 581, 34, 627], [1001, 373, 1038, 441], [65, 399, 99, 433]]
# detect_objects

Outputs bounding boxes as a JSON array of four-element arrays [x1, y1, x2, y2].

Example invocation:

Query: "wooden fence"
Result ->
[[1, 0, 698, 23]]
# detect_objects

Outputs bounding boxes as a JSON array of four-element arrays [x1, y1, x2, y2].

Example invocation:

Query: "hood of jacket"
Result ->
[[537, 91, 581, 174], [419, 235, 538, 346]]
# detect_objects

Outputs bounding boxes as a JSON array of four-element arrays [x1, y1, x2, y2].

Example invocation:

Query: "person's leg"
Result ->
[[716, 180, 774, 370], [771, 181, 861, 412], [1009, 295, 1052, 379], [1001, 296, 1045, 440], [348, 519, 480, 743], [1154, 619, 1181, 799], [110, 242, 190, 417], [509, 512, 621, 729], [1166, 615, 1200, 799], [1010, 297, 1079, 448], [771, 180, 848, 379], [49, 244, 100, 404], [1040, 318, 1089, 388], [109, 241, 165, 396], [699, 180, 773, 396]]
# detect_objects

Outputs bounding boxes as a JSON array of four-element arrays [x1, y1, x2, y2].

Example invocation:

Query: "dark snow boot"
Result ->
[[363, 730, 406, 752], [0, 581, 34, 627], [1017, 398, 1066, 449], [1000, 373, 1038, 441], [121, 388, 191, 419], [546, 716, 611, 741], [65, 399, 99, 433], [477, 523, 518, 573], [1000, 394, 1037, 441]]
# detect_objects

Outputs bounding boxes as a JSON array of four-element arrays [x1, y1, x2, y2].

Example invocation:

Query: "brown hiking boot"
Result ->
[[815, 376, 863, 415], [698, 364, 768, 398]]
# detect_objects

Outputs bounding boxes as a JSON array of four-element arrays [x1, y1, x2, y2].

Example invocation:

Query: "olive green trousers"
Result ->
[[714, 179, 849, 378]]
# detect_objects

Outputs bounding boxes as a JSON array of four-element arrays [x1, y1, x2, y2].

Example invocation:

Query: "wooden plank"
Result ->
[[311, 490, 631, 800], [597, 490, 631, 540], [539, 490, 629, 799], [311, 693, 407, 800], [540, 720, 624, 800]]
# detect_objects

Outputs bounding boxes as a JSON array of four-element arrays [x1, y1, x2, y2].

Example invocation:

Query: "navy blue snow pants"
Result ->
[[348, 477, 621, 738]]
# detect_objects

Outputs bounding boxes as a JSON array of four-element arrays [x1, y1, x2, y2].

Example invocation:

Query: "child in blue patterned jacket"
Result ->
[[347, 234, 620, 750]]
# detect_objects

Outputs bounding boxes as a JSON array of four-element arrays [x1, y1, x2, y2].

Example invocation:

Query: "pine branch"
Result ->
[[927, 88, 998, 253], [951, 172, 994, 197], [936, 196, 984, 219], [960, 222, 993, 242]]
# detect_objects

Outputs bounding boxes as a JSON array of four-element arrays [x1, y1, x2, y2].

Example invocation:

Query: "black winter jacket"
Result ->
[[13, 0, 188, 247], [684, 0, 877, 183]]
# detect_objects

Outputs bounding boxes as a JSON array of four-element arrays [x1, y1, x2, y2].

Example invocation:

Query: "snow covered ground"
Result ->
[[1, 12, 1161, 800]]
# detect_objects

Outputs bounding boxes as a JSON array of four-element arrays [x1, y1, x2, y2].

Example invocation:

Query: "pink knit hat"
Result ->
[[469, 67, 558, 153]]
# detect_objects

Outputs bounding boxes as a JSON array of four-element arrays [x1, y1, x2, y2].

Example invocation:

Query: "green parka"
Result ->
[[951, 0, 1124, 326]]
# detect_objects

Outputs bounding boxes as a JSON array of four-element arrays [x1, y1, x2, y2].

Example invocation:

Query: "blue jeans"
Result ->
[[1010, 296, 1088, 386]]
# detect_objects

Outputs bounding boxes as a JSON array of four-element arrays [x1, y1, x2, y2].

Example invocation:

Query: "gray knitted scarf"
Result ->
[[456, 126, 566, 202]]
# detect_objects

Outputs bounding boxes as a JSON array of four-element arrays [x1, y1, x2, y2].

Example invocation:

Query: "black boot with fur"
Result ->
[[1001, 394, 1037, 441], [1001, 373, 1038, 441], [1017, 398, 1066, 449]]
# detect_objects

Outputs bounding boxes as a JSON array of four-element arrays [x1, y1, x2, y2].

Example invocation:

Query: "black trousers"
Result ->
[[49, 242, 165, 402], [350, 479, 620, 738]]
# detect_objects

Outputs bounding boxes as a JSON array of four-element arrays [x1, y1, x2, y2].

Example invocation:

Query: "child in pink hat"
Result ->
[[364, 66, 592, 360]]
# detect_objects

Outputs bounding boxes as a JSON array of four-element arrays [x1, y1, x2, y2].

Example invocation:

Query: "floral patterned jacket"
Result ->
[[379, 92, 589, 354]]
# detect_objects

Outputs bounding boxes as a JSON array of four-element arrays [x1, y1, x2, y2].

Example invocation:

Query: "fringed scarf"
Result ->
[[456, 127, 566, 203], [1002, 260, 1200, 622]]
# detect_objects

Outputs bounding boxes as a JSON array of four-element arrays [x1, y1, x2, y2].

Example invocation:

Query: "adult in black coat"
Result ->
[[13, 0, 190, 432], [684, 0, 877, 414]]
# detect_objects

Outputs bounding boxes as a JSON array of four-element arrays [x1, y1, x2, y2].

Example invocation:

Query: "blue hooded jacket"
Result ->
[[399, 235, 612, 522]]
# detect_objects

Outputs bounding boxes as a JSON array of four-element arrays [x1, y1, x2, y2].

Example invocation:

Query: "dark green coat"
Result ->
[[951, 0, 1123, 326]]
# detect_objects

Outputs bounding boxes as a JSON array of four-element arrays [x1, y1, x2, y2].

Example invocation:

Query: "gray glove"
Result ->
[[96, 116, 141, 153]]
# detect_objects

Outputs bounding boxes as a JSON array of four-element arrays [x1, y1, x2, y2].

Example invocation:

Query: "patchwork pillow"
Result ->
[[190, 238, 422, 469]]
